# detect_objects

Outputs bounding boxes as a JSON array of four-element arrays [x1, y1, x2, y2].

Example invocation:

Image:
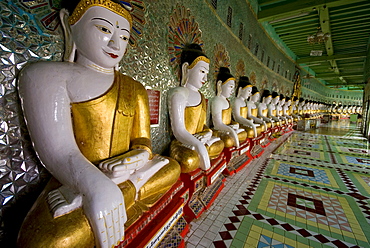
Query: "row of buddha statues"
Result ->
[[14, 1, 351, 247]]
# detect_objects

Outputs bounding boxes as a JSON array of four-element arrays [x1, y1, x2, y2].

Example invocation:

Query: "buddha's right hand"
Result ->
[[81, 175, 126, 248], [99, 150, 150, 178]]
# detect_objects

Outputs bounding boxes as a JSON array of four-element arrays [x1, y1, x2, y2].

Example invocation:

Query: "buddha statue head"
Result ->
[[180, 43, 210, 88], [236, 76, 253, 99], [271, 91, 280, 105], [298, 97, 305, 108], [284, 97, 291, 107], [60, 0, 132, 70], [261, 89, 272, 104], [279, 94, 286, 106], [292, 96, 298, 106], [250, 86, 260, 102], [216, 67, 235, 97]]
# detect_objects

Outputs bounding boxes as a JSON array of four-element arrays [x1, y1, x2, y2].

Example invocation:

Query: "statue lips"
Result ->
[[104, 50, 119, 59]]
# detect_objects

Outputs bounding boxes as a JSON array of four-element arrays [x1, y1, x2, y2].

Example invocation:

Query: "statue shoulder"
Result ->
[[19, 61, 75, 87], [211, 96, 225, 109], [168, 86, 189, 100]]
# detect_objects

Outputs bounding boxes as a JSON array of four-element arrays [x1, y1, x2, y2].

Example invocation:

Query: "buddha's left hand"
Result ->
[[99, 150, 150, 178]]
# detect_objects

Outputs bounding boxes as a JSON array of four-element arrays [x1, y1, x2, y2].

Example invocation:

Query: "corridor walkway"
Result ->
[[185, 120, 370, 248]]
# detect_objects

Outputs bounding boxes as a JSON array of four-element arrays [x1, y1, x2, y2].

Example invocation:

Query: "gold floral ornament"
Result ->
[[292, 69, 301, 99], [271, 79, 278, 92], [68, 0, 145, 47], [168, 4, 204, 79], [260, 74, 268, 91], [235, 59, 245, 80], [213, 43, 231, 80]]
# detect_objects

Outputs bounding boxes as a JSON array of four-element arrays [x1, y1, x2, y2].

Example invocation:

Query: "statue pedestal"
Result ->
[[260, 131, 271, 148], [121, 180, 186, 248], [250, 133, 266, 158], [222, 139, 252, 175], [297, 119, 310, 131], [179, 153, 226, 222]]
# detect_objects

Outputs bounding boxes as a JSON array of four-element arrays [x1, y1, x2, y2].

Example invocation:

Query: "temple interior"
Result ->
[[0, 0, 370, 247]]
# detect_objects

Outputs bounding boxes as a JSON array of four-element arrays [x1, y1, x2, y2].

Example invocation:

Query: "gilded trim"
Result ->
[[69, 0, 133, 27], [188, 56, 210, 69]]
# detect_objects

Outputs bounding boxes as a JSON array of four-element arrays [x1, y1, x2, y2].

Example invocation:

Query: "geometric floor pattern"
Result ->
[[185, 120, 370, 248]]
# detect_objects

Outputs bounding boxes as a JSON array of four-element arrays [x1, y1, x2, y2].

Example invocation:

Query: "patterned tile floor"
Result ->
[[185, 120, 370, 248]]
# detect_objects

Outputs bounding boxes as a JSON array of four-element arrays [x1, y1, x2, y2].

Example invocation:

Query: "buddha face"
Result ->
[[187, 60, 209, 89], [263, 95, 272, 104], [240, 86, 252, 99], [250, 92, 260, 102], [272, 96, 280, 105], [221, 80, 235, 98], [71, 6, 130, 68]]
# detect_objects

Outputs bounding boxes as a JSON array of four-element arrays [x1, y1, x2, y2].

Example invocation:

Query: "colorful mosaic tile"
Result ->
[[253, 180, 367, 241], [335, 154, 370, 167], [285, 142, 325, 150], [274, 147, 330, 162], [332, 147, 369, 155], [267, 160, 341, 188]]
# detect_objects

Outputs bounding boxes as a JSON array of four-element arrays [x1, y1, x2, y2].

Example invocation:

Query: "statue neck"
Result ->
[[186, 83, 200, 92], [76, 55, 114, 75]]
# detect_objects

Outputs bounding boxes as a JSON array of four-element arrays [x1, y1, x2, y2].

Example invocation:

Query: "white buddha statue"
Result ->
[[276, 94, 287, 123], [168, 44, 224, 173], [246, 86, 267, 133], [290, 96, 300, 121], [283, 96, 293, 122], [211, 67, 247, 148], [267, 91, 281, 126], [17, 1, 181, 247], [258, 89, 274, 128], [232, 76, 258, 137]]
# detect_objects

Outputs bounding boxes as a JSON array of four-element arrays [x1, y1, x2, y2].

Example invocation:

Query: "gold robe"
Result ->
[[170, 93, 224, 173], [213, 106, 247, 147]]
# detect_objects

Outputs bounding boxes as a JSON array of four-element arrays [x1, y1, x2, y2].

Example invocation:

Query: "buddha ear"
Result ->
[[60, 9, 76, 62], [216, 80, 222, 97], [181, 62, 189, 86]]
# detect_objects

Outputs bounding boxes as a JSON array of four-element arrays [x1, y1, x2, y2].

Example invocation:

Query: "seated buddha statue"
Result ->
[[246, 86, 267, 134], [258, 89, 274, 128], [168, 44, 224, 173], [267, 91, 282, 126], [211, 67, 247, 148], [282, 96, 293, 122], [357, 105, 362, 114], [232, 76, 258, 138], [290, 96, 301, 121], [17, 1, 181, 247], [303, 100, 313, 118], [343, 105, 349, 115], [297, 98, 306, 118], [276, 94, 287, 124]]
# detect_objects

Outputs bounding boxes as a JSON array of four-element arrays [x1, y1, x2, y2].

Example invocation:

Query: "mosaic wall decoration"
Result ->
[[235, 59, 245, 80], [213, 43, 231, 79], [168, 3, 204, 81]]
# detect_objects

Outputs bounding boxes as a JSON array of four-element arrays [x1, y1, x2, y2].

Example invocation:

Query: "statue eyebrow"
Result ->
[[121, 28, 130, 34], [92, 17, 113, 26]]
